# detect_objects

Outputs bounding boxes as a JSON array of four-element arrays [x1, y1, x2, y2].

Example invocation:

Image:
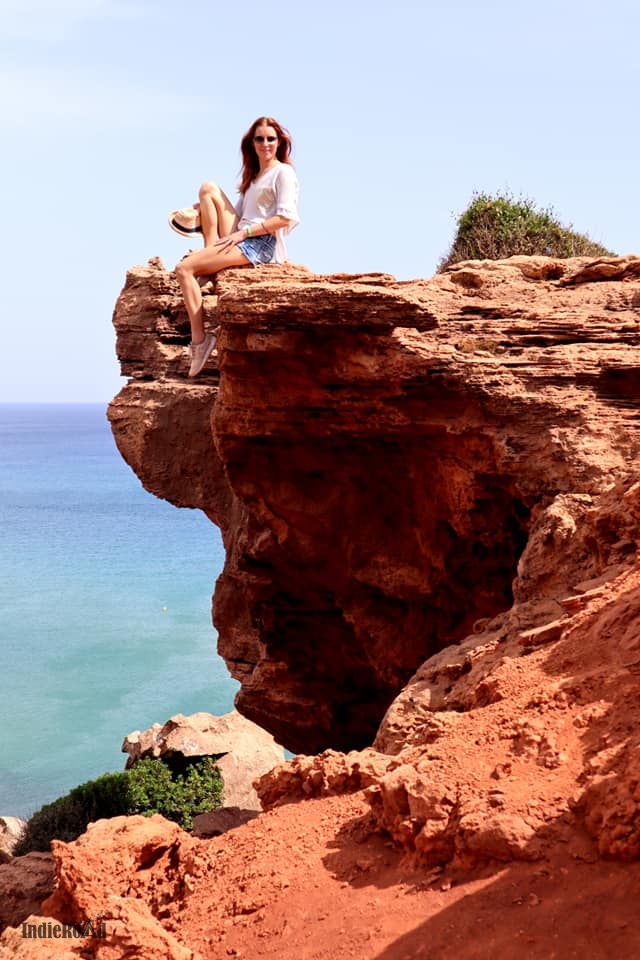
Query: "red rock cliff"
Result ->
[[107, 256, 640, 755]]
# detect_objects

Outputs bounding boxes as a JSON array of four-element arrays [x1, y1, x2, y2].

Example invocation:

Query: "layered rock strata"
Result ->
[[108, 255, 640, 754]]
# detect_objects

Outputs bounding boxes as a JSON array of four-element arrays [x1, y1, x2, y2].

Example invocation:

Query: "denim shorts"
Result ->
[[237, 233, 276, 266]]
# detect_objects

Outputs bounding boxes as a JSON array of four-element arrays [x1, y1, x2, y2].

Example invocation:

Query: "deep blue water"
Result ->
[[0, 403, 236, 819]]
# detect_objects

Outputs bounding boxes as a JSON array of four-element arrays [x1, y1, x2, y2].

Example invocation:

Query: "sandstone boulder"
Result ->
[[0, 852, 53, 934], [42, 815, 191, 923], [0, 817, 26, 859], [122, 709, 284, 810]]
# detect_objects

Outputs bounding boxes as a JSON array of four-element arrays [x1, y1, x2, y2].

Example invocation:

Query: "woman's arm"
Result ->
[[214, 215, 291, 250], [243, 215, 291, 237], [273, 164, 300, 233]]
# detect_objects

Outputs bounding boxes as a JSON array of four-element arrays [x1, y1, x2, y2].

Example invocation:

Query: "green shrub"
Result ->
[[15, 757, 223, 854], [15, 794, 88, 852], [72, 770, 134, 821], [438, 191, 614, 271], [127, 757, 223, 831]]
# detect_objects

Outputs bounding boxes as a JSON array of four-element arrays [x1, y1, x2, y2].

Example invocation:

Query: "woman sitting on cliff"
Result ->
[[173, 116, 300, 377]]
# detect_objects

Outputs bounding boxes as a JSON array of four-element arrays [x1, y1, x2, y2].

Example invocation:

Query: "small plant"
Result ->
[[15, 757, 223, 854], [438, 191, 613, 271], [127, 757, 223, 831]]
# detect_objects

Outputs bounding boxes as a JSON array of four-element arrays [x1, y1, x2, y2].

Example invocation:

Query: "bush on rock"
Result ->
[[15, 757, 223, 854], [438, 191, 613, 270]]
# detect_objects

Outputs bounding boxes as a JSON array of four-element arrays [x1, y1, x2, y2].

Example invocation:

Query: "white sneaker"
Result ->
[[188, 334, 216, 377]]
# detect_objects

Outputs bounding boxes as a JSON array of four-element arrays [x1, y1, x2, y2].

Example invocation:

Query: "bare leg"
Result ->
[[175, 245, 250, 342], [198, 181, 237, 246]]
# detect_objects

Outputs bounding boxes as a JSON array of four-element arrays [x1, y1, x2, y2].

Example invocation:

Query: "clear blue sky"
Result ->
[[2, 0, 638, 402]]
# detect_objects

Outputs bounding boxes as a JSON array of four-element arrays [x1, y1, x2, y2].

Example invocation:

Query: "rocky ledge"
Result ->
[[108, 255, 640, 754]]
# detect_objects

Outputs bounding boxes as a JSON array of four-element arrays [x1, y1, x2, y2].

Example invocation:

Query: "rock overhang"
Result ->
[[108, 255, 640, 753]]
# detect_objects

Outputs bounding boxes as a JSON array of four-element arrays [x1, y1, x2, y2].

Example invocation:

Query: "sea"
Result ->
[[0, 403, 236, 820]]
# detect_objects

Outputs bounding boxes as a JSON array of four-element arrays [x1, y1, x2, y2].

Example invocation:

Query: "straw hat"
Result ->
[[168, 207, 203, 238]]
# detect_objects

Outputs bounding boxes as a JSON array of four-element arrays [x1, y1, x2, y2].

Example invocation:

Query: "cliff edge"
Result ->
[[108, 255, 640, 756]]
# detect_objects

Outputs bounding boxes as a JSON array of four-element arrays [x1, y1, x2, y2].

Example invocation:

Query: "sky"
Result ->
[[1, 0, 639, 403]]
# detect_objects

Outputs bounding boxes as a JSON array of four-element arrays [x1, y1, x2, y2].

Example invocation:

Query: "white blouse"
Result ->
[[236, 162, 300, 263]]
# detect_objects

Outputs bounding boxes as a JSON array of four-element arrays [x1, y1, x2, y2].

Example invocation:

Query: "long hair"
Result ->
[[239, 117, 293, 195]]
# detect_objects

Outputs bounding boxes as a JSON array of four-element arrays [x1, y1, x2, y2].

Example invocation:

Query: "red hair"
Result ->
[[238, 117, 294, 195]]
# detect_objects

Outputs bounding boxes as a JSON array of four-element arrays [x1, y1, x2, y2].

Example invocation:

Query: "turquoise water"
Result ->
[[0, 403, 236, 819]]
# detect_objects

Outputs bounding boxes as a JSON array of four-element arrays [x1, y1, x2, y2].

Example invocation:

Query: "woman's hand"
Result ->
[[214, 229, 245, 251]]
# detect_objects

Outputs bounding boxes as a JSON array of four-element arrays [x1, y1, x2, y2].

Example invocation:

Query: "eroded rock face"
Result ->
[[108, 255, 640, 754], [42, 815, 192, 924], [254, 477, 640, 866], [0, 853, 53, 934]]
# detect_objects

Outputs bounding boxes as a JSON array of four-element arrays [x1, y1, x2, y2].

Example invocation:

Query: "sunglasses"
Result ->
[[254, 136, 277, 143]]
